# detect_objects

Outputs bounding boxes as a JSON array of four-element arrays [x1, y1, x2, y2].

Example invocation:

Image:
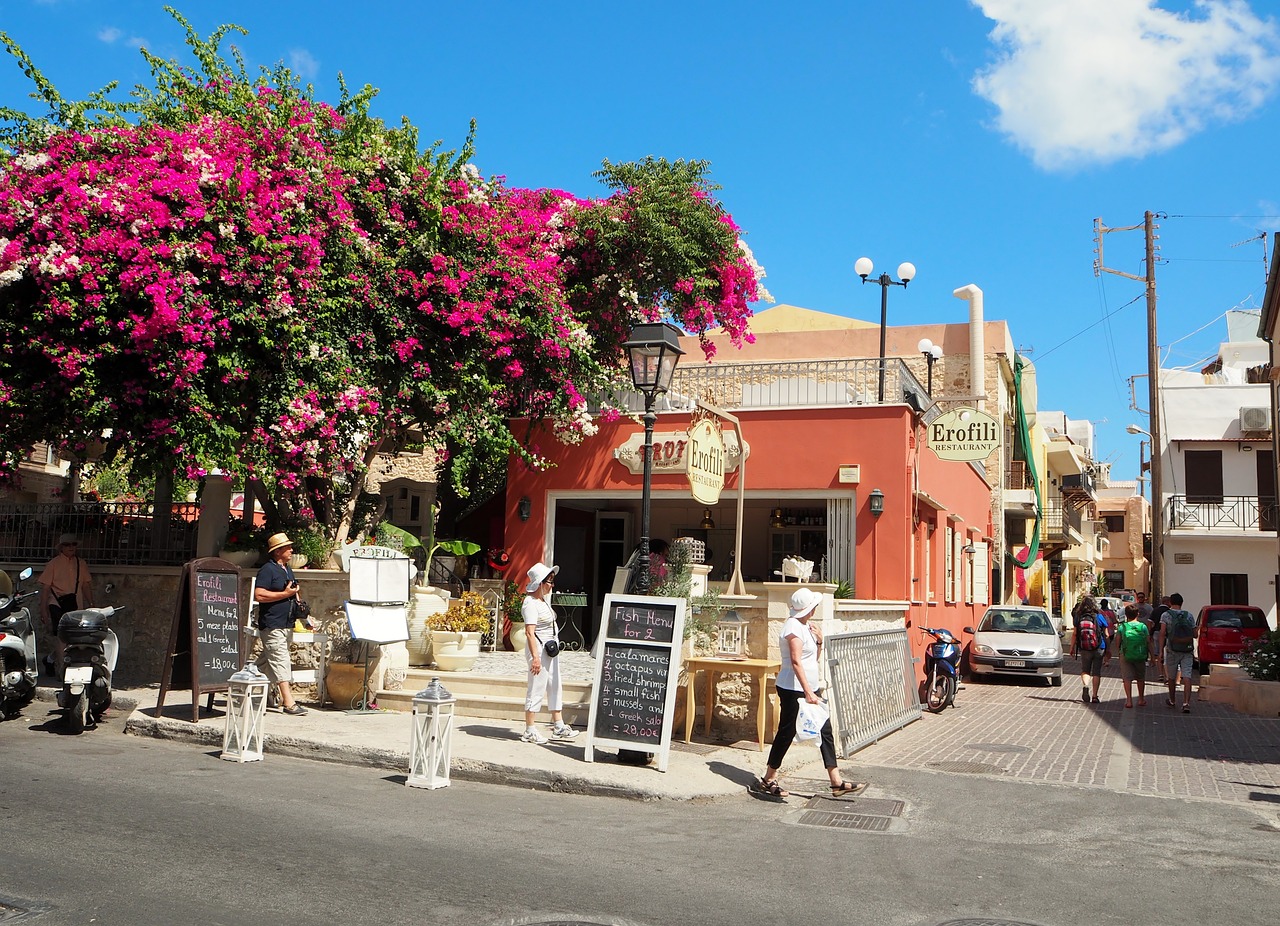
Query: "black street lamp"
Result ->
[[624, 322, 685, 593], [855, 257, 916, 402], [917, 337, 943, 395]]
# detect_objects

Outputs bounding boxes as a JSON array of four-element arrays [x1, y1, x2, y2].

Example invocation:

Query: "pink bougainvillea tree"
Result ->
[[0, 9, 769, 541]]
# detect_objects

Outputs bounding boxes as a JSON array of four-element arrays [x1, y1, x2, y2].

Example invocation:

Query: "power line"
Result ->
[[1038, 292, 1144, 361]]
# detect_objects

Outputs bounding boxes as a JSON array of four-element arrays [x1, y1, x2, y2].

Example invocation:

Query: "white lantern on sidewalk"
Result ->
[[221, 664, 270, 763], [407, 676, 457, 789]]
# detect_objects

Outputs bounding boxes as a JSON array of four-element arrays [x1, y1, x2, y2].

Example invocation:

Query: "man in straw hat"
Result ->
[[253, 532, 314, 715], [38, 533, 94, 677]]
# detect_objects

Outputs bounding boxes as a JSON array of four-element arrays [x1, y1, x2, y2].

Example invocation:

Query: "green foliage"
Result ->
[[832, 578, 854, 600], [428, 590, 492, 633], [652, 540, 722, 645]]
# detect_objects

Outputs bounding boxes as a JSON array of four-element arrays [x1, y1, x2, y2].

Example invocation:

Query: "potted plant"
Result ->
[[288, 525, 334, 570], [426, 591, 492, 671], [219, 519, 264, 567]]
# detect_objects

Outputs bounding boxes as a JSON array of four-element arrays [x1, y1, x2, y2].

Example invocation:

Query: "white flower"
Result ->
[[13, 152, 50, 170], [0, 267, 23, 288]]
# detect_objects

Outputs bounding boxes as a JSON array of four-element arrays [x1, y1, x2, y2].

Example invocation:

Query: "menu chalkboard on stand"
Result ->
[[584, 594, 685, 772], [157, 557, 245, 723]]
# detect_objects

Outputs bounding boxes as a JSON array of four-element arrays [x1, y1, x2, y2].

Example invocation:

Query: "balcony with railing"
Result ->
[[603, 356, 938, 421], [0, 502, 200, 566], [1165, 495, 1279, 533]]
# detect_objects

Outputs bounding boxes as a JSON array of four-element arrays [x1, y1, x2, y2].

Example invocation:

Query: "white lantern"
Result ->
[[221, 665, 270, 763], [715, 610, 748, 659], [407, 676, 457, 789]]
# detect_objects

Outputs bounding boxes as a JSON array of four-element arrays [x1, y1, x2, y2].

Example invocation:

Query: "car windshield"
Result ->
[[979, 609, 1054, 634], [1205, 608, 1267, 630]]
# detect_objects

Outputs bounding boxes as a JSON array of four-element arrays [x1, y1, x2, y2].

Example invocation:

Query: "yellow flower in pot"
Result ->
[[426, 591, 492, 671]]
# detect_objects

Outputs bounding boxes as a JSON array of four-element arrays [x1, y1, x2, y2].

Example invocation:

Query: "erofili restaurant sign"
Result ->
[[686, 419, 726, 505], [928, 407, 1001, 462]]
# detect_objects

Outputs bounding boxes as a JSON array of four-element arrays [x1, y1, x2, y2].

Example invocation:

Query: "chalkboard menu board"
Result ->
[[157, 557, 245, 723], [584, 594, 685, 772]]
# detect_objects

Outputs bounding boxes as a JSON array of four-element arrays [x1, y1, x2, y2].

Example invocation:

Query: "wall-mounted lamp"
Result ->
[[868, 488, 885, 517], [518, 496, 532, 521], [962, 544, 976, 554], [700, 508, 716, 529], [770, 507, 785, 528]]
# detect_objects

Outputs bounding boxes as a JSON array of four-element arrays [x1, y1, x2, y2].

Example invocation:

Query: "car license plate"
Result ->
[[1004, 659, 1026, 667], [1223, 653, 1239, 661], [64, 665, 93, 684]]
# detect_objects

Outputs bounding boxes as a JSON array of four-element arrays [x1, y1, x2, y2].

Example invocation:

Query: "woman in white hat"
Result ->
[[757, 587, 859, 798], [518, 561, 578, 744]]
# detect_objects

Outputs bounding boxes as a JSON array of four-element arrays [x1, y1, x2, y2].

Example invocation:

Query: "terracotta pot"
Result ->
[[326, 662, 370, 709]]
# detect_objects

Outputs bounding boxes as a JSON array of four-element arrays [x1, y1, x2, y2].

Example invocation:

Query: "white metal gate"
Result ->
[[824, 628, 921, 758]]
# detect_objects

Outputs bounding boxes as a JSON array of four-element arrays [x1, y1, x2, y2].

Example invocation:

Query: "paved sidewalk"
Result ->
[[855, 669, 1280, 804]]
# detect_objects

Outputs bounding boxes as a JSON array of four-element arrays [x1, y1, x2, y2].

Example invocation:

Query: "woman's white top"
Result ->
[[776, 616, 820, 692], [521, 594, 557, 646]]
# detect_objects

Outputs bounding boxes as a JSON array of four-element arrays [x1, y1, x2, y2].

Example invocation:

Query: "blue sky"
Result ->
[[3, 0, 1279, 482]]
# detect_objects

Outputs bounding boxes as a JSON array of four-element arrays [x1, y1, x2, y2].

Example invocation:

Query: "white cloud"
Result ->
[[97, 27, 122, 44], [972, 0, 1280, 170], [290, 48, 319, 81]]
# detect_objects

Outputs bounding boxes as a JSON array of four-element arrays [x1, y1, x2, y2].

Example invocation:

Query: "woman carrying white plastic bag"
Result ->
[[756, 588, 859, 798]]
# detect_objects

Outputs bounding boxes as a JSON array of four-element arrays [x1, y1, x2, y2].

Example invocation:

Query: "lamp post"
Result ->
[[916, 337, 943, 395], [1127, 423, 1161, 600], [624, 322, 685, 593], [855, 257, 916, 402]]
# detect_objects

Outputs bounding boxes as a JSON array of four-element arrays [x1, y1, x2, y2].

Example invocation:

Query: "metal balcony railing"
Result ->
[[1006, 459, 1034, 490], [0, 502, 200, 566], [602, 357, 938, 421], [1166, 495, 1279, 532]]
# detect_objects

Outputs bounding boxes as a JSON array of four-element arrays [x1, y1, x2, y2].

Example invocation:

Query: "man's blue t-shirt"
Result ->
[[256, 559, 296, 630]]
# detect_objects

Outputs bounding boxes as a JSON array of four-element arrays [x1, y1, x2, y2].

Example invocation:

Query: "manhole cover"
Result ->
[[806, 796, 904, 817], [670, 741, 718, 755], [798, 810, 892, 831], [928, 761, 1007, 775], [964, 742, 1031, 754]]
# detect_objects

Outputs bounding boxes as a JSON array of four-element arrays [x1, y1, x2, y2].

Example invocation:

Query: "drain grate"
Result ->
[[798, 810, 892, 831], [807, 796, 904, 817], [670, 741, 718, 755], [928, 761, 1007, 775], [964, 742, 1031, 754]]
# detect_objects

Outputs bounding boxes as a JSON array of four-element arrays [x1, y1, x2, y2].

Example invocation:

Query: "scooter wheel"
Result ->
[[925, 674, 949, 712], [64, 691, 87, 734]]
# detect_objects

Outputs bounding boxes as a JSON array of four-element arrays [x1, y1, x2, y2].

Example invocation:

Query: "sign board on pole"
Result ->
[[927, 407, 1001, 462], [583, 593, 686, 772], [686, 418, 726, 505]]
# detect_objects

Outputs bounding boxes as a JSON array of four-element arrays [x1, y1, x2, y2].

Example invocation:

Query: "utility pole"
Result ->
[[1094, 212, 1163, 601]]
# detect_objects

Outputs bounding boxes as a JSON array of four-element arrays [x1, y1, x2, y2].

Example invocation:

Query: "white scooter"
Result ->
[[0, 567, 40, 719], [57, 605, 123, 733]]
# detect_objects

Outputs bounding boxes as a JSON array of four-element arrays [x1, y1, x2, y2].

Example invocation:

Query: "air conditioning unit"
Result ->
[[1240, 406, 1271, 431]]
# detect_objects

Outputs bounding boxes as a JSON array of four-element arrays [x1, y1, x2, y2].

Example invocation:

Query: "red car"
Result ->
[[1195, 605, 1270, 671]]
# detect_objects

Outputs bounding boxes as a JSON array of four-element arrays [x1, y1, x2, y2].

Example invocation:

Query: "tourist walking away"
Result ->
[[1070, 596, 1108, 703], [757, 588, 859, 798], [519, 562, 578, 744], [1157, 592, 1197, 713], [37, 533, 94, 677], [1107, 604, 1149, 707], [253, 532, 313, 716], [1149, 595, 1172, 682], [1098, 598, 1118, 643]]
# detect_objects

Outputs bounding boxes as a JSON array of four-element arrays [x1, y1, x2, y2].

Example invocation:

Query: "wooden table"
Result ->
[[684, 657, 781, 751]]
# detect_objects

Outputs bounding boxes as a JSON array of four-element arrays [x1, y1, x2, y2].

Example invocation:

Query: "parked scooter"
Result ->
[[920, 626, 962, 713], [0, 567, 40, 719], [57, 604, 123, 733]]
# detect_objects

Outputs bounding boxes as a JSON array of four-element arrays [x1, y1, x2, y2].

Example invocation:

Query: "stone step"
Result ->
[[1197, 684, 1236, 704], [374, 666, 594, 725]]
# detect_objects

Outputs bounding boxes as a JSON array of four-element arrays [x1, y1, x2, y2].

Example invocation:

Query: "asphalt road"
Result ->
[[2, 706, 1278, 926]]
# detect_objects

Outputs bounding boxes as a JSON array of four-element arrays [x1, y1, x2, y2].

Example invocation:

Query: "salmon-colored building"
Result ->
[[502, 307, 995, 685]]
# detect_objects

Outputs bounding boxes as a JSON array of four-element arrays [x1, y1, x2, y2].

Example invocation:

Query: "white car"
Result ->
[[965, 605, 1064, 686]]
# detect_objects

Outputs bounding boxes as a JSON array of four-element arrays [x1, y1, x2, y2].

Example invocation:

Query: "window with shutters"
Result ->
[[1185, 450, 1223, 505], [1209, 573, 1248, 605]]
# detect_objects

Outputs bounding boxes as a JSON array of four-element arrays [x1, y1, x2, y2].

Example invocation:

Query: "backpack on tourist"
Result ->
[[1077, 614, 1101, 651], [1167, 610, 1196, 653], [1116, 620, 1149, 661]]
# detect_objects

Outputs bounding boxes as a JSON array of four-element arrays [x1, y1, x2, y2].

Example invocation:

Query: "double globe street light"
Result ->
[[917, 337, 943, 395], [855, 257, 916, 402]]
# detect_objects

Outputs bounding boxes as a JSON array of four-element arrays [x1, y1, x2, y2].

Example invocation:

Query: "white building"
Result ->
[[1158, 310, 1276, 625]]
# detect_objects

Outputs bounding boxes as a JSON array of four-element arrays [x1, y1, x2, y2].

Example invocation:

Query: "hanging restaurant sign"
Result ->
[[928, 406, 1001, 462], [613, 429, 748, 477], [686, 417, 726, 505]]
